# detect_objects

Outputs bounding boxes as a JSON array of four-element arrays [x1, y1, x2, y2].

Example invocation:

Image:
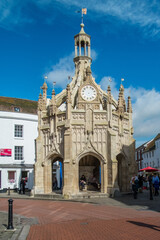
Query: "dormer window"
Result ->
[[14, 107, 20, 112]]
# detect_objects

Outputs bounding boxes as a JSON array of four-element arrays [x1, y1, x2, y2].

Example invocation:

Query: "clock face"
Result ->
[[81, 85, 97, 101]]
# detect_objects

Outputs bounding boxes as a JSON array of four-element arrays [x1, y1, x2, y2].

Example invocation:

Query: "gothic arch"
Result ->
[[116, 152, 128, 192], [43, 153, 63, 194], [77, 150, 105, 164], [77, 151, 106, 193]]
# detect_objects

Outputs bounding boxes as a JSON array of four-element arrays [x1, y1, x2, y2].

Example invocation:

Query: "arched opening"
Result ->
[[116, 153, 127, 192], [86, 42, 89, 56], [76, 41, 79, 56], [81, 40, 85, 56], [79, 155, 101, 192], [52, 157, 63, 194]]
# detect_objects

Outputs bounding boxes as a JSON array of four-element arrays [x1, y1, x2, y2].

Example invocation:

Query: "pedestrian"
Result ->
[[138, 174, 143, 192], [19, 178, 26, 194], [132, 175, 139, 199], [148, 174, 153, 200], [80, 174, 86, 190], [152, 173, 159, 196], [53, 177, 58, 190]]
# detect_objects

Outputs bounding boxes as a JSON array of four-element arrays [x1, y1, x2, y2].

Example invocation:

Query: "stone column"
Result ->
[[103, 161, 107, 193], [88, 45, 90, 58], [79, 41, 81, 56], [75, 45, 78, 57], [63, 129, 72, 198], [44, 161, 52, 194], [112, 159, 119, 188], [84, 42, 86, 56]]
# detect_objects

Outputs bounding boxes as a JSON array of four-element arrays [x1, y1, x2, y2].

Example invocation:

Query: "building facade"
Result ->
[[0, 97, 38, 191], [141, 134, 160, 170], [34, 23, 136, 198], [135, 142, 148, 171]]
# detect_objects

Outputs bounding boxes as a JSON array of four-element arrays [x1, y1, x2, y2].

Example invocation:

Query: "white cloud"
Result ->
[[0, 0, 33, 29], [91, 49, 97, 61], [132, 89, 160, 138], [99, 76, 119, 99], [1, 0, 160, 38], [55, 0, 160, 38], [46, 49, 98, 88], [100, 76, 160, 144], [46, 52, 75, 88]]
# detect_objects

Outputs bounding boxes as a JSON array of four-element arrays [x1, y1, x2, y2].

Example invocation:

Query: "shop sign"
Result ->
[[0, 149, 12, 157]]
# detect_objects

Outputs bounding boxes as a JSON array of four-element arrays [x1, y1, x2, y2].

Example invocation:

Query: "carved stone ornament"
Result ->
[[41, 161, 45, 167], [77, 132, 106, 164]]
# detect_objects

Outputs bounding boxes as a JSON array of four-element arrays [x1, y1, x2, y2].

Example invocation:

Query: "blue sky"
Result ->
[[0, 0, 160, 147]]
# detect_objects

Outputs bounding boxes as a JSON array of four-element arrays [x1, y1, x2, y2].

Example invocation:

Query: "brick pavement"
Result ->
[[0, 196, 160, 240], [27, 217, 160, 240]]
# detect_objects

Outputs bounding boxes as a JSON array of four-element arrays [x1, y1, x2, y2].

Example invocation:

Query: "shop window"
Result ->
[[14, 146, 23, 160], [14, 125, 23, 138], [8, 171, 16, 183]]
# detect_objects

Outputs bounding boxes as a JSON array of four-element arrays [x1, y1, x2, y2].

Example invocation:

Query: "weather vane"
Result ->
[[108, 77, 112, 85], [53, 81, 56, 89], [76, 8, 87, 24], [44, 75, 48, 82], [121, 78, 124, 85]]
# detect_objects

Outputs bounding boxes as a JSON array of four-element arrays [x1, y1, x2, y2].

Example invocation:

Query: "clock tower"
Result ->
[[34, 21, 136, 198]]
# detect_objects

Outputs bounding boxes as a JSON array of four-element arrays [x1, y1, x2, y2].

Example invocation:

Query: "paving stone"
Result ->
[[0, 191, 160, 240]]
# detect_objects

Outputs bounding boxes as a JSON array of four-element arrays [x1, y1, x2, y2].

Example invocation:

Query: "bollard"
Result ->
[[8, 187, 10, 196], [7, 199, 14, 230]]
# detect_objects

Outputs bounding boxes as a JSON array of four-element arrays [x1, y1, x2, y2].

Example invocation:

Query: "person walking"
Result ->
[[131, 175, 139, 199], [138, 174, 143, 192], [53, 177, 58, 190], [152, 173, 159, 196], [148, 174, 153, 200], [19, 178, 26, 194]]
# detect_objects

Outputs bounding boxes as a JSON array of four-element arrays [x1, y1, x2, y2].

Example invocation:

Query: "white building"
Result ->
[[0, 97, 38, 191], [0, 96, 61, 192], [141, 133, 160, 170]]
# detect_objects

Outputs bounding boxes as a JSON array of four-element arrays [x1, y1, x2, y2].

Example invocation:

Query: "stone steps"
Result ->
[[34, 191, 109, 200], [70, 192, 109, 199], [34, 193, 64, 200]]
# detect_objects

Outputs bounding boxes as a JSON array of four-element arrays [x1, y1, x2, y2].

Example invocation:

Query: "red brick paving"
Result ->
[[0, 198, 160, 240], [28, 217, 160, 240]]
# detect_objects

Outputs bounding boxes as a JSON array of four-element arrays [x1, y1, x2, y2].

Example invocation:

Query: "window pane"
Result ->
[[8, 171, 15, 180], [8, 171, 16, 183], [14, 125, 23, 137], [14, 146, 23, 160]]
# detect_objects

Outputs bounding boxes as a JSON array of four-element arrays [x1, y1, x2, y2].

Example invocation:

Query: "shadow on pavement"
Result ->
[[113, 190, 160, 212], [127, 220, 160, 232]]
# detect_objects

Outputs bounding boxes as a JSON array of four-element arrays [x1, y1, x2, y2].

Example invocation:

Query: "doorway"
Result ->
[[116, 153, 127, 191], [52, 157, 63, 194], [79, 155, 101, 191]]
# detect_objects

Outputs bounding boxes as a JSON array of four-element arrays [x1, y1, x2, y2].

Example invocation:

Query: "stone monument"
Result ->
[[34, 22, 136, 198]]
